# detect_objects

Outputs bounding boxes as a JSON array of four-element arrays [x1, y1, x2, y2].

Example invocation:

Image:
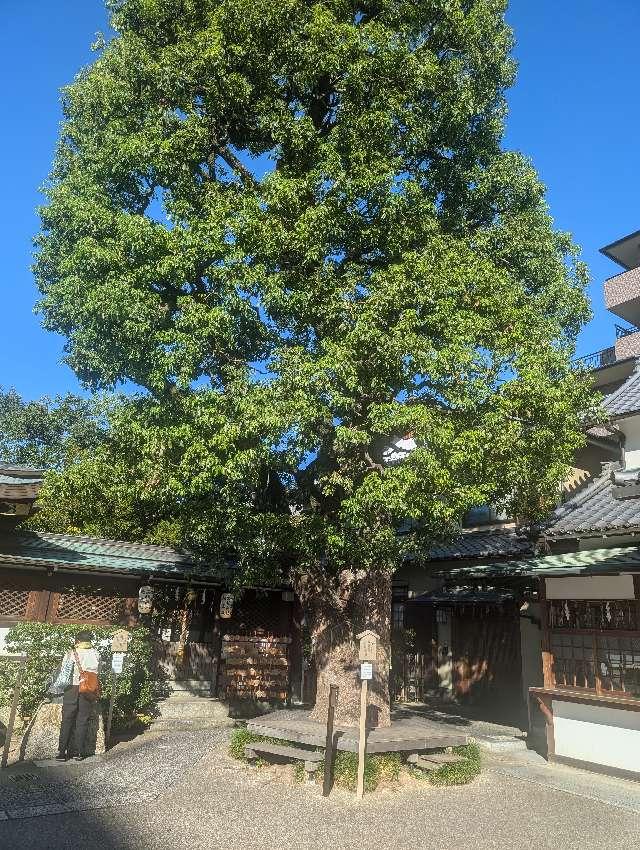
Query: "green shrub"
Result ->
[[415, 743, 482, 787], [229, 730, 403, 793], [228, 727, 296, 762], [0, 621, 158, 729], [228, 727, 262, 761], [331, 751, 403, 792], [293, 750, 402, 791]]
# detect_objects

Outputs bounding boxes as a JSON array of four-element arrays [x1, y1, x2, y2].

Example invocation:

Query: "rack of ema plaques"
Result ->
[[222, 633, 291, 703], [531, 573, 640, 780]]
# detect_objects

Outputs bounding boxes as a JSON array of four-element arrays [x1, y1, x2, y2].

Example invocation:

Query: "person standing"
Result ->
[[55, 630, 100, 761]]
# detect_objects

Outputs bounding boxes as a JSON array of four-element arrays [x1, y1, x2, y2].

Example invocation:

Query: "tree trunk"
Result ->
[[294, 567, 392, 728]]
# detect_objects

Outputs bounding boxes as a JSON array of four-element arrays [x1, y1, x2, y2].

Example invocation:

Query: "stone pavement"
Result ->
[[0, 727, 229, 820], [0, 726, 639, 849]]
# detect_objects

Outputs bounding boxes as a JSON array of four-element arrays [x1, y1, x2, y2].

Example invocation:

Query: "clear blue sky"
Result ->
[[2, 0, 639, 400]]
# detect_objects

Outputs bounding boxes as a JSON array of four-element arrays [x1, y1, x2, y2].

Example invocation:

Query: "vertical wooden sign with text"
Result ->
[[355, 630, 379, 799]]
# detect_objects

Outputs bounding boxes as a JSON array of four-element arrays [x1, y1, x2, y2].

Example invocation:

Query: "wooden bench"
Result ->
[[407, 752, 465, 771], [244, 742, 324, 782]]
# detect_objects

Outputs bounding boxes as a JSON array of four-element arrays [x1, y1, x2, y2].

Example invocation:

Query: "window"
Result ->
[[392, 584, 408, 631], [392, 602, 405, 630], [550, 633, 596, 689], [549, 599, 640, 697], [0, 587, 30, 619], [462, 504, 509, 528], [549, 600, 637, 631], [55, 589, 127, 623], [598, 636, 640, 697]]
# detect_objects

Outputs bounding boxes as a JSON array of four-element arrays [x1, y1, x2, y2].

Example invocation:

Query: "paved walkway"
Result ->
[[0, 726, 639, 849], [0, 727, 228, 819]]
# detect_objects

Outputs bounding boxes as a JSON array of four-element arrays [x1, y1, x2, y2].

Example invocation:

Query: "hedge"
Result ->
[[229, 728, 402, 792], [0, 621, 161, 729]]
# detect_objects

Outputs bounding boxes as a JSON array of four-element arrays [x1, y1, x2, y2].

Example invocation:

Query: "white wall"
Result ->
[[519, 602, 543, 701], [436, 618, 453, 696], [620, 415, 640, 469], [552, 699, 640, 774], [545, 575, 635, 600], [0, 627, 11, 655]]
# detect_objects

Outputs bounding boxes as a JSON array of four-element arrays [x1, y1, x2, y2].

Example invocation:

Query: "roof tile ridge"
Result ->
[[553, 462, 618, 517], [603, 358, 640, 411], [10, 530, 195, 561]]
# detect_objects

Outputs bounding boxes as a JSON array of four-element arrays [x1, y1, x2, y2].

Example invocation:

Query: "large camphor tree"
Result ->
[[35, 0, 595, 725]]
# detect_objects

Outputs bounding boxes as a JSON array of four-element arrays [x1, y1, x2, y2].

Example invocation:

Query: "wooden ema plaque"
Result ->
[[223, 634, 291, 701]]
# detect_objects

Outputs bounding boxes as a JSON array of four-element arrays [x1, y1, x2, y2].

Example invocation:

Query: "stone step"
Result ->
[[474, 734, 528, 753], [166, 680, 213, 694], [151, 717, 234, 733], [154, 695, 230, 723], [408, 752, 465, 770], [421, 752, 465, 765]]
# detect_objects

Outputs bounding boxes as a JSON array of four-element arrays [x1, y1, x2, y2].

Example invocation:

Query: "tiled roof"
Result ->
[[446, 546, 640, 579], [545, 462, 640, 537], [602, 362, 640, 418], [586, 424, 619, 443], [0, 462, 45, 501], [0, 531, 223, 579], [427, 528, 533, 561]]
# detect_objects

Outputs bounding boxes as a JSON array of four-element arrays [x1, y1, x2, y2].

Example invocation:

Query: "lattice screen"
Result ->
[[228, 591, 288, 636], [0, 587, 30, 618], [56, 589, 126, 623]]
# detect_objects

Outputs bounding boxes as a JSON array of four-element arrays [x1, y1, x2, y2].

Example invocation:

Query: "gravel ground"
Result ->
[[0, 727, 229, 816], [0, 727, 639, 850]]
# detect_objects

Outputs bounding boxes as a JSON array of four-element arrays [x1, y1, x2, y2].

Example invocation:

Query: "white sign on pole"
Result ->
[[360, 662, 373, 680], [161, 627, 172, 642], [111, 652, 125, 674]]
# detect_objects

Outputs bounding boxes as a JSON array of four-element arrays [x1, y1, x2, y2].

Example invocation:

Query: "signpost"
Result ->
[[1, 656, 27, 769], [322, 684, 339, 797], [105, 631, 130, 749], [355, 630, 379, 799]]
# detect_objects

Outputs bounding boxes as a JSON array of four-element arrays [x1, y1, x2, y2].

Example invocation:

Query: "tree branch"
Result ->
[[216, 146, 258, 187]]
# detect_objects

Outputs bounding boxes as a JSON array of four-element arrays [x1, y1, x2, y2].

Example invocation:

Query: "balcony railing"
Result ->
[[615, 323, 639, 339], [573, 346, 616, 371]]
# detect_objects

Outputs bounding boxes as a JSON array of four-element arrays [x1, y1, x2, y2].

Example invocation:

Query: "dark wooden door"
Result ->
[[153, 640, 220, 683], [452, 607, 523, 718]]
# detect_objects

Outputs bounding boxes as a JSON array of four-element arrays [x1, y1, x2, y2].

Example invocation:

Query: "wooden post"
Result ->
[[322, 684, 339, 797], [355, 630, 378, 800], [356, 676, 368, 799], [1, 656, 27, 769], [105, 671, 117, 750]]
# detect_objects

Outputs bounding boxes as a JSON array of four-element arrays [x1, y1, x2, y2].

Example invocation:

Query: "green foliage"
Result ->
[[0, 388, 108, 471], [330, 751, 403, 792], [33, 2, 599, 595], [227, 727, 297, 762], [0, 622, 157, 728], [231, 729, 401, 792], [228, 727, 261, 761], [413, 743, 482, 787]]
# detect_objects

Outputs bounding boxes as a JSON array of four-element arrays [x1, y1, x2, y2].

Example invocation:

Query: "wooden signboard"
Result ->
[[355, 630, 379, 798], [357, 629, 378, 662], [111, 629, 130, 653]]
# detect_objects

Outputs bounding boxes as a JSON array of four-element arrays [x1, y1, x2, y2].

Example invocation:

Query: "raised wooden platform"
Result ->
[[246, 708, 469, 754]]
